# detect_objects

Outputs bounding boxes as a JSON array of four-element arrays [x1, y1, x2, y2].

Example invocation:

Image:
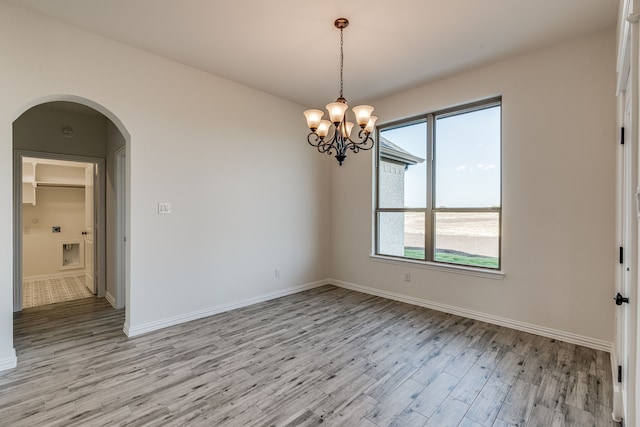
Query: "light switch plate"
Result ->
[[158, 202, 172, 214]]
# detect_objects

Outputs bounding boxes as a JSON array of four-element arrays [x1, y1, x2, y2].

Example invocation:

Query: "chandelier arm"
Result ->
[[345, 141, 371, 153], [318, 143, 335, 155], [308, 133, 337, 156], [313, 133, 339, 155], [331, 134, 346, 156], [344, 130, 375, 152], [307, 132, 324, 148]]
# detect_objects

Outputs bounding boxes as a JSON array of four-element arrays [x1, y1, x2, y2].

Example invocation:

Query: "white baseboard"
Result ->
[[125, 279, 330, 337], [23, 271, 85, 281], [610, 349, 625, 422], [122, 277, 613, 353], [0, 349, 17, 372], [105, 292, 117, 309], [330, 279, 614, 353]]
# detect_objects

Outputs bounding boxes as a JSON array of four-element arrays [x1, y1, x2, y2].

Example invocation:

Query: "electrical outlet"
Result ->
[[404, 272, 411, 282], [52, 226, 61, 233], [275, 269, 280, 278]]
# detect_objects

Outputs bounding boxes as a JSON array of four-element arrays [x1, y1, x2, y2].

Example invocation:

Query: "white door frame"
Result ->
[[614, 76, 635, 423], [115, 146, 127, 309], [615, 3, 640, 424], [84, 164, 96, 294], [12, 150, 106, 310]]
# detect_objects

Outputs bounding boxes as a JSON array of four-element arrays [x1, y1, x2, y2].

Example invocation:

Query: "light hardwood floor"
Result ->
[[0, 285, 621, 426]]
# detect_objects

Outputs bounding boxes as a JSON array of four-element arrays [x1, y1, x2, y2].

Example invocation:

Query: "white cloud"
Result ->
[[476, 163, 496, 171]]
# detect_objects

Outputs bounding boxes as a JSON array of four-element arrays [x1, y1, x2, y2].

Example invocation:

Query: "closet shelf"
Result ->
[[34, 181, 85, 188], [22, 159, 87, 205]]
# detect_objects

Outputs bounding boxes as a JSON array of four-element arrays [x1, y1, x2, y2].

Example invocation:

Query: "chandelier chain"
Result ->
[[339, 27, 344, 99]]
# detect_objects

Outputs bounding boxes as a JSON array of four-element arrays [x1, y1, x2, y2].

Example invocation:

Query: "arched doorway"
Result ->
[[12, 95, 129, 330]]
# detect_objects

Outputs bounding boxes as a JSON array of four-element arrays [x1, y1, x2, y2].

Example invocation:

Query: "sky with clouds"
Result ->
[[380, 105, 501, 208]]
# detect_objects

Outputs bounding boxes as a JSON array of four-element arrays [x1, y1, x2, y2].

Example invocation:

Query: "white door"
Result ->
[[84, 164, 96, 294], [614, 80, 635, 422]]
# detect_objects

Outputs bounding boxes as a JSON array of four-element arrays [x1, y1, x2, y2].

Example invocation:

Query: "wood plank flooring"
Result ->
[[0, 285, 621, 426]]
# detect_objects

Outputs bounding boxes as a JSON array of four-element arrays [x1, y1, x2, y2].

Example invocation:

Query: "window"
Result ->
[[376, 98, 501, 269]]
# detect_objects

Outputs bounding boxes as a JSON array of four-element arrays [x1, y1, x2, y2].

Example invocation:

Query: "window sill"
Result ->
[[369, 255, 505, 280]]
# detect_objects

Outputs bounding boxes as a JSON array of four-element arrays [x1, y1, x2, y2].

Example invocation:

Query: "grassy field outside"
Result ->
[[404, 247, 499, 269], [400, 212, 500, 269]]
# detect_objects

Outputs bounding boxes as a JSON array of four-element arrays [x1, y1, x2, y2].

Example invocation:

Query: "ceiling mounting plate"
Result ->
[[334, 18, 349, 29]]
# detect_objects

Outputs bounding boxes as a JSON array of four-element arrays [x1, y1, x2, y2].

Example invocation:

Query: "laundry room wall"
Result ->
[[22, 183, 85, 278]]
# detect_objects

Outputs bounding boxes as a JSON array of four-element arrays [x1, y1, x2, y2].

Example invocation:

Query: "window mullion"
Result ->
[[425, 113, 435, 261]]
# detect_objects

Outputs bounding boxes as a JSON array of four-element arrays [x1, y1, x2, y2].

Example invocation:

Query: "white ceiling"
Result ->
[[7, 0, 618, 108]]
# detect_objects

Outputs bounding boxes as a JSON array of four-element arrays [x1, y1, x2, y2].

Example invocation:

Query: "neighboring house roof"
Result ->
[[379, 137, 425, 166]]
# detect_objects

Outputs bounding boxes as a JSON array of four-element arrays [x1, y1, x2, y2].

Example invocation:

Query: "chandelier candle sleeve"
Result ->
[[303, 17, 376, 166]]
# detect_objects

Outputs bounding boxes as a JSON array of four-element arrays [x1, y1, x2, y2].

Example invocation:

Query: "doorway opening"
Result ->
[[12, 99, 128, 322], [20, 156, 97, 308]]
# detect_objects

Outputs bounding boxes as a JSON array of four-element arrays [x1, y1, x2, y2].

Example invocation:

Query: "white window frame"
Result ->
[[374, 97, 502, 273]]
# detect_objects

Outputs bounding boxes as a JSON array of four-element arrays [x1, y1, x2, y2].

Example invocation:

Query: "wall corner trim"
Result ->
[[124, 279, 330, 337], [0, 349, 18, 372], [330, 279, 614, 352], [105, 292, 117, 309]]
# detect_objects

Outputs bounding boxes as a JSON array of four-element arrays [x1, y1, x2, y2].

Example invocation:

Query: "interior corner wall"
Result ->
[[0, 1, 330, 363], [330, 28, 617, 346]]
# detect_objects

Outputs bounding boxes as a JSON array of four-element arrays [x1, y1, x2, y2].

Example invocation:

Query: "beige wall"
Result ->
[[0, 1, 330, 364], [330, 29, 617, 346], [22, 186, 85, 278]]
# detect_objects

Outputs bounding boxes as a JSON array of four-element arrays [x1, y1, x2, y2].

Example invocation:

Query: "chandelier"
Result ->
[[304, 18, 377, 166]]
